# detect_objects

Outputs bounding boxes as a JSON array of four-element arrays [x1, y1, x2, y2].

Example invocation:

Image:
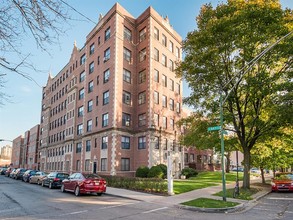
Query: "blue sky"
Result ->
[[0, 0, 292, 148]]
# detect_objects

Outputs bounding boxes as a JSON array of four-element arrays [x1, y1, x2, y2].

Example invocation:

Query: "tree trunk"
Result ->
[[260, 168, 265, 184], [226, 152, 231, 173], [242, 147, 251, 189]]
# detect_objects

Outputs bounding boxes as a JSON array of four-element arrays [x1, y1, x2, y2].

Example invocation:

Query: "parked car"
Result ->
[[22, 170, 38, 182], [61, 173, 107, 196], [42, 172, 69, 189], [0, 167, 7, 175], [271, 173, 293, 192], [14, 168, 27, 180], [9, 168, 18, 178], [4, 167, 13, 177], [250, 168, 261, 174], [232, 167, 244, 172], [29, 171, 48, 185]]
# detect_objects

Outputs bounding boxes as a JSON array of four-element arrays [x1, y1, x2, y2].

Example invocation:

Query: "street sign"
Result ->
[[207, 126, 221, 131]]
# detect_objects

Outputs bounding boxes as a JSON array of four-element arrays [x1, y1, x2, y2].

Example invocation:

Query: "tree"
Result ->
[[177, 0, 292, 189], [0, 0, 72, 106]]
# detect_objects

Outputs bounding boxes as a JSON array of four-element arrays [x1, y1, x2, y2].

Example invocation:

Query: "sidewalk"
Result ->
[[106, 177, 272, 213]]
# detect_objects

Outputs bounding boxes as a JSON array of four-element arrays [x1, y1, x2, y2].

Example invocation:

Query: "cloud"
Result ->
[[20, 85, 32, 93]]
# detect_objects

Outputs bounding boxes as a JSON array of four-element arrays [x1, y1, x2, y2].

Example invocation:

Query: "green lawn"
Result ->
[[173, 171, 243, 194], [181, 198, 239, 208]]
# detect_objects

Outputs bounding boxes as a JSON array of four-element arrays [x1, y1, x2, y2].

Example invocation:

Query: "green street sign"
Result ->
[[208, 126, 221, 131]]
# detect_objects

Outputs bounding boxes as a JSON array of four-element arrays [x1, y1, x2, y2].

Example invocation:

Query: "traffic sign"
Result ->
[[207, 126, 221, 131]]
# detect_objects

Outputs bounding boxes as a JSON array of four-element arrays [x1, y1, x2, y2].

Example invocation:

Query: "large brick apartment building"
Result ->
[[10, 3, 213, 177]]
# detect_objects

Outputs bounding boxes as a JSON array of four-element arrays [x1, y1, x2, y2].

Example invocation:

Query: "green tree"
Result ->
[[177, 0, 292, 189]]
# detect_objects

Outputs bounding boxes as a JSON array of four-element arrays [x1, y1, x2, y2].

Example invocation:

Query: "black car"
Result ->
[[14, 168, 27, 180], [42, 172, 69, 189], [0, 167, 7, 175], [22, 170, 38, 182]]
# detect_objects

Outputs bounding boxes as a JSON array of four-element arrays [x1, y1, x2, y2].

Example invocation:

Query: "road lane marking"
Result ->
[[142, 207, 168, 214], [60, 210, 88, 216], [99, 203, 135, 209], [267, 197, 293, 200]]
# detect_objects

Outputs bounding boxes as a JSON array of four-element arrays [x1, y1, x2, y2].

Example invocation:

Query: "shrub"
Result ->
[[148, 165, 164, 179], [181, 167, 198, 179], [157, 164, 167, 179], [135, 166, 150, 178]]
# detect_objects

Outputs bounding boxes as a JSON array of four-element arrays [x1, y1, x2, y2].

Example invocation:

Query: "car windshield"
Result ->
[[57, 173, 69, 178], [83, 174, 101, 179]]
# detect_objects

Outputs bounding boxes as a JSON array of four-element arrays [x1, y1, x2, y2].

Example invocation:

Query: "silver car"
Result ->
[[29, 171, 48, 185]]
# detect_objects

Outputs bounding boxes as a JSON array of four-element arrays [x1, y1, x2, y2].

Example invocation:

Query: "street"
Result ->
[[0, 175, 292, 220]]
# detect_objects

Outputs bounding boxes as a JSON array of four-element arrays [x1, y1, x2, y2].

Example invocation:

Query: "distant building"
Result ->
[[11, 136, 24, 168], [0, 145, 12, 159]]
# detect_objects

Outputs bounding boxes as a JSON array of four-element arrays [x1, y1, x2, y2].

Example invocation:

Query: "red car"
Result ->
[[271, 173, 293, 192], [61, 173, 106, 196]]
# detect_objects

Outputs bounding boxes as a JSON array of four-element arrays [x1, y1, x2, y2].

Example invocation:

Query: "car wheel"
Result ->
[[49, 182, 53, 189], [74, 186, 80, 196], [61, 184, 66, 193], [97, 193, 102, 196], [37, 179, 40, 185]]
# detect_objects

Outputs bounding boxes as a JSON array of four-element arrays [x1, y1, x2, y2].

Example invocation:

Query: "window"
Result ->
[[123, 47, 132, 62], [95, 116, 98, 127], [103, 91, 109, 105], [102, 136, 108, 149], [162, 75, 167, 87], [105, 27, 111, 41], [96, 96, 99, 106], [139, 48, 146, 62], [176, 102, 181, 113], [123, 69, 131, 83], [79, 88, 84, 99], [101, 158, 107, 171], [152, 70, 159, 83], [169, 41, 174, 52], [104, 47, 110, 62], [86, 140, 91, 151], [169, 79, 174, 91], [169, 60, 174, 71], [76, 160, 80, 171], [124, 26, 132, 41], [154, 136, 159, 149], [176, 83, 181, 94], [87, 120, 92, 132], [154, 48, 159, 61], [162, 34, 167, 47], [138, 136, 146, 149], [102, 113, 109, 127], [162, 117, 167, 129], [154, 113, 159, 126], [76, 142, 82, 153], [103, 69, 110, 83], [89, 61, 94, 74], [138, 113, 146, 126], [123, 91, 131, 105], [154, 91, 159, 104], [88, 80, 93, 93], [154, 27, 159, 40], [77, 124, 83, 135], [170, 118, 174, 130], [80, 54, 86, 65], [85, 159, 90, 171], [176, 46, 180, 59], [121, 136, 130, 149], [162, 54, 167, 67], [138, 91, 146, 105], [139, 27, 147, 42], [78, 106, 84, 117], [162, 95, 167, 108], [90, 43, 95, 55], [80, 71, 85, 82], [138, 70, 146, 84], [122, 113, 131, 127], [169, 98, 174, 110], [88, 100, 93, 112], [121, 158, 130, 171]]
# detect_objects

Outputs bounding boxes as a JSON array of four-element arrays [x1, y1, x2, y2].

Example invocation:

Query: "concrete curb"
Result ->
[[175, 203, 246, 213]]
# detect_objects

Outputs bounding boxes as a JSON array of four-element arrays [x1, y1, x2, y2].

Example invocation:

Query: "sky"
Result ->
[[0, 0, 292, 148]]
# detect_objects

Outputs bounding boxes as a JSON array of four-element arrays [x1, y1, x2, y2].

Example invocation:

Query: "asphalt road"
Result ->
[[0, 175, 292, 220]]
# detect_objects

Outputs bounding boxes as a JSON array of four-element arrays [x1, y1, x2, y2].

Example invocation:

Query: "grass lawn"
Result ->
[[181, 198, 239, 208], [173, 171, 243, 194], [214, 187, 262, 200]]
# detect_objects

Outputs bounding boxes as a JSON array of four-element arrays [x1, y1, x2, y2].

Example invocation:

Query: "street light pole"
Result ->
[[220, 90, 227, 201]]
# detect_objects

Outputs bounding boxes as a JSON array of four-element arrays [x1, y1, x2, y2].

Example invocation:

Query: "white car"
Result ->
[[250, 168, 261, 174]]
